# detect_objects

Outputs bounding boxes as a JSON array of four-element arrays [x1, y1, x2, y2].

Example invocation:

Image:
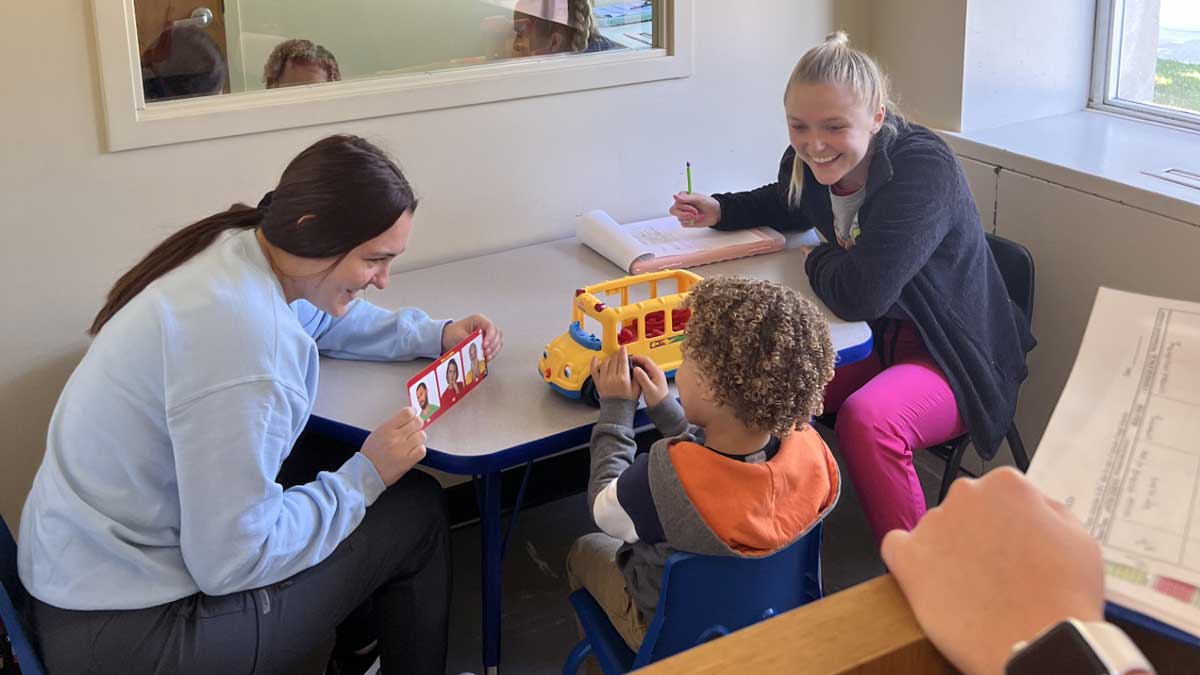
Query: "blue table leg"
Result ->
[[480, 470, 503, 675]]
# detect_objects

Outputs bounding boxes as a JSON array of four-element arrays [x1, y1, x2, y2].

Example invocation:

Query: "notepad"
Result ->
[[577, 210, 785, 274]]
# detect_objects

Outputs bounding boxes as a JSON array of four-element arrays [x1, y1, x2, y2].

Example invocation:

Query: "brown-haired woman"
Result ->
[[18, 134, 502, 674]]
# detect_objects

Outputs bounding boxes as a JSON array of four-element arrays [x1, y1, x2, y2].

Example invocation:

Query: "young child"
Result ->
[[567, 275, 840, 650]]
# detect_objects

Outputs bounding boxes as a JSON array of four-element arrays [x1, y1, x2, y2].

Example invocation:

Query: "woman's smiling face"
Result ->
[[304, 210, 413, 317], [785, 82, 883, 189]]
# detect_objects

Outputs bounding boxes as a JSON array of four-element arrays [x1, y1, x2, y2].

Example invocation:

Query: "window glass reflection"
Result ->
[[134, 0, 658, 103], [141, 25, 228, 102], [509, 0, 624, 57]]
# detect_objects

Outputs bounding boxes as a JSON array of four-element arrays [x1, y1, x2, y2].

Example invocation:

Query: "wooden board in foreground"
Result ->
[[633, 574, 1200, 675]]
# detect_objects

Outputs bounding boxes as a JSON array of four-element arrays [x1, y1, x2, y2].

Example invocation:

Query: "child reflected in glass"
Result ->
[[509, 0, 622, 57], [263, 39, 342, 89]]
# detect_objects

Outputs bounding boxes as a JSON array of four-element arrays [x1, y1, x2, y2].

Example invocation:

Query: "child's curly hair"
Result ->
[[682, 276, 835, 435], [262, 39, 342, 88]]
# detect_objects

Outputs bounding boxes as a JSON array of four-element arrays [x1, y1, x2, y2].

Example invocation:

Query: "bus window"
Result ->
[[580, 313, 604, 343], [619, 317, 639, 345], [645, 310, 666, 339], [671, 308, 691, 332], [605, 286, 630, 306], [624, 281, 654, 305]]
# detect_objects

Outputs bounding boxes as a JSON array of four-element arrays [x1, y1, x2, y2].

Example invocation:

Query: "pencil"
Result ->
[[686, 161, 692, 194]]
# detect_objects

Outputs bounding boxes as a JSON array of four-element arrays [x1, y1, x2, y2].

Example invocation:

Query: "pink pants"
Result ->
[[824, 321, 966, 544]]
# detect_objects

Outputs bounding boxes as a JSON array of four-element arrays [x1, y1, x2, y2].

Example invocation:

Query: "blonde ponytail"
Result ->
[[784, 32, 899, 206], [567, 0, 597, 52]]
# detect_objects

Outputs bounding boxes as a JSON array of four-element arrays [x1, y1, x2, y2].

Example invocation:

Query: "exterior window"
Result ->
[[1092, 0, 1200, 132]]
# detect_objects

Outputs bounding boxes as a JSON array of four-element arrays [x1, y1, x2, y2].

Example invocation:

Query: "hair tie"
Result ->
[[256, 190, 274, 214]]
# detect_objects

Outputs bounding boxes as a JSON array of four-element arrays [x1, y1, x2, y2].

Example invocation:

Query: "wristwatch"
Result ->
[[1005, 619, 1155, 675]]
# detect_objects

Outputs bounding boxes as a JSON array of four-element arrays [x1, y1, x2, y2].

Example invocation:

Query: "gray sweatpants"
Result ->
[[31, 468, 451, 675]]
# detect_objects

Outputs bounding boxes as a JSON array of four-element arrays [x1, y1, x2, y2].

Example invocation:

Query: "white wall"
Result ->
[[0, 1, 835, 529], [848, 0, 1095, 133], [832, 0, 968, 131], [832, 0, 872, 48], [961, 0, 1095, 131], [868, 0, 968, 131]]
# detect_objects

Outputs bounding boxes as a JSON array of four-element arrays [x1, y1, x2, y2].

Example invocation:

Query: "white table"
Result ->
[[310, 236, 872, 674]]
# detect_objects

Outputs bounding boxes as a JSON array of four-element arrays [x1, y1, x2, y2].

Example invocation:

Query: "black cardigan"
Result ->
[[712, 119, 1035, 459]]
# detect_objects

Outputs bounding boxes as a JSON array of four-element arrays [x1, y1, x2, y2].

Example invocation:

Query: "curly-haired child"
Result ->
[[567, 275, 841, 650]]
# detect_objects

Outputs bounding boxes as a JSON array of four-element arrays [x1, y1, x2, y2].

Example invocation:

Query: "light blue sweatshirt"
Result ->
[[18, 228, 448, 610]]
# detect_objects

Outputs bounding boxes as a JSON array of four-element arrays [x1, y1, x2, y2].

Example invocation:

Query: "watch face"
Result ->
[[1006, 622, 1110, 675]]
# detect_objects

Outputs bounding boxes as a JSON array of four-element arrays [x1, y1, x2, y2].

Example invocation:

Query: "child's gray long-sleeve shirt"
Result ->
[[588, 396, 691, 545]]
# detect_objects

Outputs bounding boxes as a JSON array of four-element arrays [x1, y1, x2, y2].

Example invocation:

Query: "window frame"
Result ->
[[93, 0, 690, 151], [1090, 0, 1200, 134]]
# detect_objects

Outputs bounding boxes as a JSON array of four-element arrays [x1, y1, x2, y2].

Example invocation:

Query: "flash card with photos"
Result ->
[[407, 329, 488, 427]]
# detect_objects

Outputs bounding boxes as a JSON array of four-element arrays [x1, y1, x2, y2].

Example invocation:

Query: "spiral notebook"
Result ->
[[577, 209, 785, 274]]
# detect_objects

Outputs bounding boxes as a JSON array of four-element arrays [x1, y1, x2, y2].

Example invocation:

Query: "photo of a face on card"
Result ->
[[462, 333, 487, 385], [409, 372, 441, 422], [438, 357, 467, 405], [406, 329, 488, 428]]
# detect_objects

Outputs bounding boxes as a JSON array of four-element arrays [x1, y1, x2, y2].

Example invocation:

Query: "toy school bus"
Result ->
[[539, 269, 702, 406]]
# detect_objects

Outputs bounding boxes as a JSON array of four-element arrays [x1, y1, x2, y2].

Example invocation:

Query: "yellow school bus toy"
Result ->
[[539, 269, 703, 406]]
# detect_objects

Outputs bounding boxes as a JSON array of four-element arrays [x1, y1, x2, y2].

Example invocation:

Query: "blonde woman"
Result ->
[[670, 33, 1035, 545]]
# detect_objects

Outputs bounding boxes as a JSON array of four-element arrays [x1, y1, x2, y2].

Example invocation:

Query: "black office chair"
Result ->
[[929, 232, 1035, 502]]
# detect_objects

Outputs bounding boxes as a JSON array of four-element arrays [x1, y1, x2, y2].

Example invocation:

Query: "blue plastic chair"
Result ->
[[1, 513, 46, 675], [563, 523, 824, 675]]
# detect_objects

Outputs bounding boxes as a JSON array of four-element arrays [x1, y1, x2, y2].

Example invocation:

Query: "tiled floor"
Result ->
[[444, 426, 955, 675]]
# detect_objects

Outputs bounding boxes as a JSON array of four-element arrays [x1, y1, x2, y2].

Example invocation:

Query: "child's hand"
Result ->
[[630, 355, 670, 408], [590, 346, 641, 401]]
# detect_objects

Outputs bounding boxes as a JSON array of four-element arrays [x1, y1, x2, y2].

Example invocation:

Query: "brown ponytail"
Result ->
[[88, 134, 417, 336], [88, 207, 262, 335]]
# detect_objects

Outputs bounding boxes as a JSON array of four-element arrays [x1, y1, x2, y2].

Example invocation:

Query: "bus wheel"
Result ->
[[582, 377, 600, 407]]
